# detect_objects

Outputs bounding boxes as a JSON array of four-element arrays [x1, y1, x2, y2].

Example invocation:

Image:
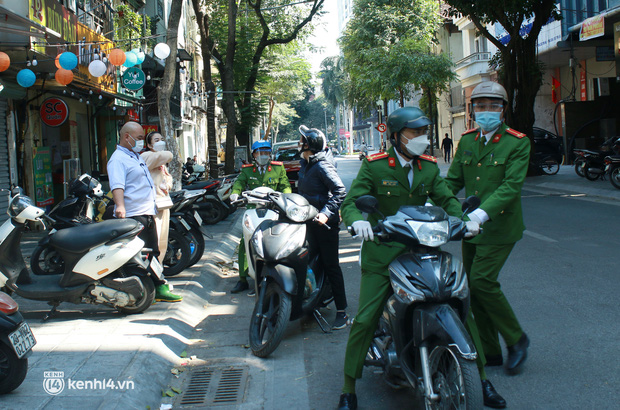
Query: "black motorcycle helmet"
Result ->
[[298, 125, 326, 154], [387, 107, 432, 159]]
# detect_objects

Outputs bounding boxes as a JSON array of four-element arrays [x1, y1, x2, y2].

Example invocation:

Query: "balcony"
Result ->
[[455, 52, 493, 84], [77, 0, 114, 38], [456, 52, 491, 68]]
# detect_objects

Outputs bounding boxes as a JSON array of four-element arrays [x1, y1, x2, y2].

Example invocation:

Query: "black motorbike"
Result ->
[[604, 155, 620, 190], [573, 136, 620, 180], [349, 195, 483, 410], [0, 291, 36, 394]]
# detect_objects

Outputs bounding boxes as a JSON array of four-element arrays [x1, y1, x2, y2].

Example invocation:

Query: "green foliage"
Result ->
[[114, 4, 151, 50], [320, 56, 347, 108]]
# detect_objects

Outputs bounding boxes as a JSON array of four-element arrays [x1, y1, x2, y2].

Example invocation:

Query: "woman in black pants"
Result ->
[[297, 126, 348, 329]]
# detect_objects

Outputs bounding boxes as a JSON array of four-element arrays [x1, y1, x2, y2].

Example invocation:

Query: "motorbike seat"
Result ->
[[183, 180, 220, 192], [50, 219, 141, 253]]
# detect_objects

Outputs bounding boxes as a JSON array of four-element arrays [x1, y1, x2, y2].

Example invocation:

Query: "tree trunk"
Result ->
[[157, 0, 183, 190], [223, 0, 239, 174], [264, 96, 275, 140]]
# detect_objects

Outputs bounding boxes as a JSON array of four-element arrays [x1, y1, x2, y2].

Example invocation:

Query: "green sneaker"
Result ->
[[155, 284, 183, 302]]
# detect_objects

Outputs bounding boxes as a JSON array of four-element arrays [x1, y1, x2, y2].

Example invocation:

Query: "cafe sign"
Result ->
[[40, 98, 69, 127], [122, 67, 146, 91]]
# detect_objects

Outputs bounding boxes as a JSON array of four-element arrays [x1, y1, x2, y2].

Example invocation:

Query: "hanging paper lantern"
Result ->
[[0, 52, 10, 72], [109, 49, 126, 66], [55, 68, 74, 86], [123, 51, 137, 68], [133, 49, 145, 65], [16, 69, 36, 87], [54, 54, 62, 69], [154, 43, 170, 60], [59, 52, 78, 70], [88, 60, 107, 77]]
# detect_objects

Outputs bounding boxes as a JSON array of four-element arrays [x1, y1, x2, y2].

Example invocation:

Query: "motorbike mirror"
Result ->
[[462, 196, 481, 214], [355, 195, 380, 214]]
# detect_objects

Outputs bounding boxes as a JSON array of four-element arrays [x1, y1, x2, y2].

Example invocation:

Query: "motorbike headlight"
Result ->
[[251, 229, 264, 258], [406, 220, 449, 247], [389, 268, 426, 304], [9, 195, 34, 217], [275, 229, 305, 259], [286, 203, 310, 222]]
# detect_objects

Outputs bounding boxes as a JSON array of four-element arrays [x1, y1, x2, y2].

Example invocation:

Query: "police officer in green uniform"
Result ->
[[337, 107, 507, 410], [229, 141, 292, 294], [445, 81, 530, 382]]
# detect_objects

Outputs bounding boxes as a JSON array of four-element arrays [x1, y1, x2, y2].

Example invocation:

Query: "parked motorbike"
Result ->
[[348, 195, 483, 410], [0, 188, 161, 318], [236, 187, 331, 358], [184, 178, 234, 225], [182, 163, 206, 185], [531, 152, 560, 175], [604, 155, 620, 190], [573, 136, 620, 180], [359, 151, 367, 161], [0, 291, 36, 394]]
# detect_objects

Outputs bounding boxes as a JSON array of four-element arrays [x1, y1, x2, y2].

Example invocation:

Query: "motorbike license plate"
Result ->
[[9, 322, 36, 359], [179, 217, 191, 231], [150, 258, 164, 279], [194, 211, 203, 226]]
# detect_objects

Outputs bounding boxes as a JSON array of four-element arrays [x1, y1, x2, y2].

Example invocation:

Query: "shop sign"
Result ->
[[40, 98, 69, 127], [122, 67, 146, 91], [33, 146, 54, 207], [28, 0, 78, 44], [143, 125, 159, 135], [127, 109, 139, 122], [580, 15, 605, 41]]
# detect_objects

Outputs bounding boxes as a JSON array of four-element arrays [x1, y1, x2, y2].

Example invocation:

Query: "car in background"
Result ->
[[273, 141, 301, 191]]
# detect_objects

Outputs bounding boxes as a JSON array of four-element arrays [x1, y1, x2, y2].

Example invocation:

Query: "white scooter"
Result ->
[[0, 188, 162, 319]]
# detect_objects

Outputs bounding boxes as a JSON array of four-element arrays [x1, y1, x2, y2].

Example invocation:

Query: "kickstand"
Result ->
[[42, 303, 59, 322], [313, 309, 332, 334]]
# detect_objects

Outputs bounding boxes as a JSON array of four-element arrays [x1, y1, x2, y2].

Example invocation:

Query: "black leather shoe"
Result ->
[[230, 281, 249, 294], [482, 379, 506, 409], [485, 354, 503, 367], [338, 393, 357, 410], [506, 332, 529, 374]]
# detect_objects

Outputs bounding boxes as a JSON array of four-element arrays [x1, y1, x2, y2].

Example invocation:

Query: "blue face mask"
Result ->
[[475, 111, 503, 132]]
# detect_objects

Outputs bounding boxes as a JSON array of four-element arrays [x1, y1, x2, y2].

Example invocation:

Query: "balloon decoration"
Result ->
[[55, 68, 74, 86], [16, 69, 36, 87], [58, 52, 78, 70], [0, 52, 10, 72], [154, 43, 171, 60], [88, 60, 107, 77], [132, 48, 145, 65], [123, 51, 137, 68], [108, 49, 126, 66], [54, 54, 62, 69]]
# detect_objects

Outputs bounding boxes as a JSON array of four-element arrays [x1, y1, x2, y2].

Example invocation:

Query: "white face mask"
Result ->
[[129, 135, 144, 153], [402, 134, 429, 157], [255, 154, 270, 166], [153, 141, 166, 152]]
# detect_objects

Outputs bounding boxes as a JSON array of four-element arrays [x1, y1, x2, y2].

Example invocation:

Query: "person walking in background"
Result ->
[[297, 126, 348, 330], [141, 132, 174, 265], [441, 133, 453, 163], [445, 81, 530, 383], [107, 122, 182, 303]]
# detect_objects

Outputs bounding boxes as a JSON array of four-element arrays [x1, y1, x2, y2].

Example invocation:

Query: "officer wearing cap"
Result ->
[[445, 81, 530, 384], [337, 107, 477, 410], [229, 141, 291, 294]]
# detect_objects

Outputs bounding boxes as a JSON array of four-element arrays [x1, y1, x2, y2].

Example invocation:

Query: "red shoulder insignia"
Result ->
[[506, 128, 526, 139], [242, 164, 253, 168], [462, 128, 478, 136], [419, 154, 437, 163], [270, 161, 283, 166], [367, 152, 389, 162]]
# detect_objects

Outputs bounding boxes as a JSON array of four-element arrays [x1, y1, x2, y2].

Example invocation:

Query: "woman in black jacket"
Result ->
[[297, 126, 349, 329]]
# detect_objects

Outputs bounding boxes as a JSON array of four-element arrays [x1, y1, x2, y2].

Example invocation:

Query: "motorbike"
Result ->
[[0, 291, 36, 394], [236, 187, 331, 358], [0, 188, 162, 318], [604, 155, 620, 190], [184, 178, 234, 225], [359, 151, 367, 161], [531, 151, 561, 175], [573, 136, 620, 180], [182, 163, 206, 185], [348, 194, 483, 410]]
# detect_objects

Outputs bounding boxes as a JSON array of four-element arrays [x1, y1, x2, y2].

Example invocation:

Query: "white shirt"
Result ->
[[470, 125, 499, 224], [108, 146, 157, 217], [395, 150, 414, 187]]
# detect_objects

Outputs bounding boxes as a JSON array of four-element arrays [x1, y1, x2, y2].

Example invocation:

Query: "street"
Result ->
[[2, 155, 619, 409]]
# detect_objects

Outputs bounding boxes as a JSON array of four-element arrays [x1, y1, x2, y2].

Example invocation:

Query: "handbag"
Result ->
[[156, 195, 174, 211]]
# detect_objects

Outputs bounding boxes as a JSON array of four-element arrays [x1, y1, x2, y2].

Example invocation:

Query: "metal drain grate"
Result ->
[[178, 366, 248, 407]]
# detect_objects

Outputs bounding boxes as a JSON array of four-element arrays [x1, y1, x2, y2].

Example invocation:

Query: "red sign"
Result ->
[[344, 132, 351, 139], [339, 128, 346, 136], [377, 123, 387, 133], [40, 98, 69, 127], [580, 60, 587, 101], [128, 108, 139, 121], [143, 124, 159, 135]]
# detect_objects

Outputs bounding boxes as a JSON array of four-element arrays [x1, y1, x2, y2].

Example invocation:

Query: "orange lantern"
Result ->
[[108, 49, 126, 66], [0, 52, 10, 72], [55, 68, 73, 85], [55, 54, 62, 69]]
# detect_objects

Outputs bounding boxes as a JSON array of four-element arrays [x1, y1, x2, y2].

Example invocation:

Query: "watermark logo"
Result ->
[[43, 371, 65, 395]]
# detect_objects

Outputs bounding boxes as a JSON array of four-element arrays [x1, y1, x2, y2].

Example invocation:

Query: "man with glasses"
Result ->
[[445, 81, 530, 386], [108, 121, 182, 302]]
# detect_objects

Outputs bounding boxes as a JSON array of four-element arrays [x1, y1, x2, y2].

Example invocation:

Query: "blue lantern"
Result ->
[[16, 69, 36, 87], [123, 51, 137, 68], [58, 52, 78, 70]]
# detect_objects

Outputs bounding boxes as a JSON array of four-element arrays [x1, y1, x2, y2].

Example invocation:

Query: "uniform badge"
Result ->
[[381, 179, 398, 187], [388, 157, 396, 167], [268, 166, 272, 172], [493, 134, 501, 143]]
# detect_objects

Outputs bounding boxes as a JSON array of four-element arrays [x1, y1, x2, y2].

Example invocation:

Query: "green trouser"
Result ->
[[343, 269, 488, 380], [462, 241, 523, 356], [238, 237, 249, 280]]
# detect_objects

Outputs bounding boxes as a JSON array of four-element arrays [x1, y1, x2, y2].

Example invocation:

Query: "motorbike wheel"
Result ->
[[163, 228, 192, 277], [249, 281, 292, 358], [30, 245, 64, 275], [185, 228, 206, 267], [425, 345, 482, 410], [115, 270, 156, 314], [539, 156, 560, 175], [610, 166, 620, 190], [0, 342, 28, 394], [584, 165, 602, 181], [574, 158, 586, 177], [198, 200, 227, 225]]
